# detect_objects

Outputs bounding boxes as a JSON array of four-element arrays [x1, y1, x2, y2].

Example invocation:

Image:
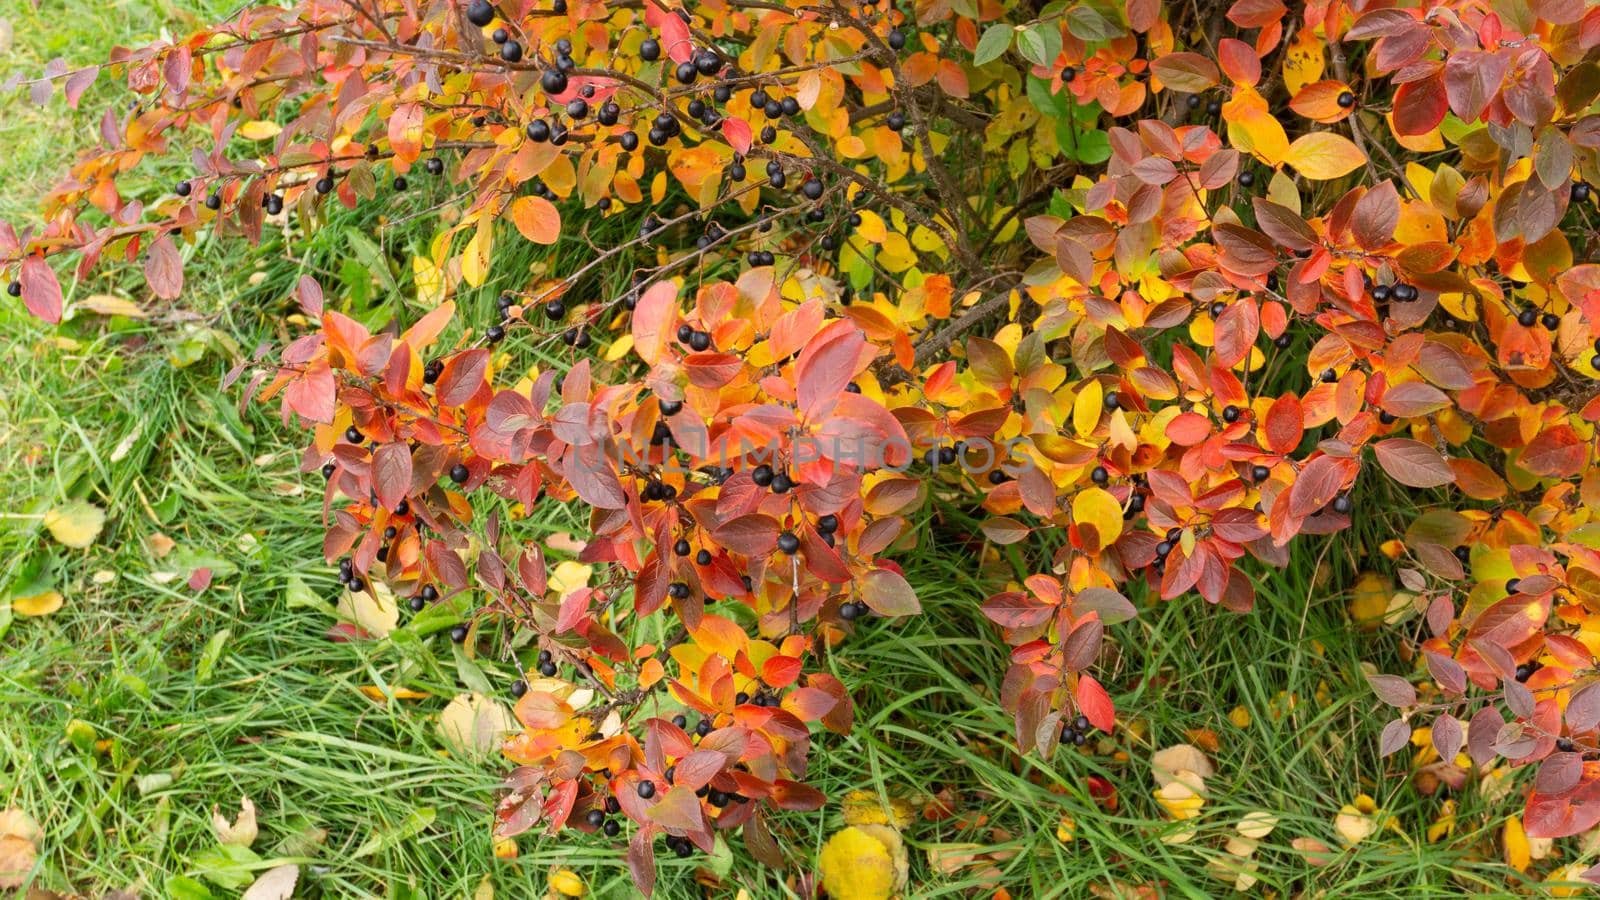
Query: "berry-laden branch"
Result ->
[[11, 0, 1600, 890]]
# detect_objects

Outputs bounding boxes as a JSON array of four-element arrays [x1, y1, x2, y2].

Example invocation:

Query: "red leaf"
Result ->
[[373, 442, 414, 510], [631, 281, 679, 366], [19, 255, 62, 323], [981, 590, 1055, 628], [762, 655, 802, 688], [1261, 394, 1303, 454], [1392, 73, 1448, 136], [1213, 300, 1259, 368], [712, 514, 780, 555], [1288, 455, 1347, 517], [859, 568, 920, 616], [1525, 775, 1600, 838], [1075, 675, 1115, 732], [437, 348, 490, 406], [1373, 439, 1455, 488], [145, 233, 184, 300], [796, 329, 867, 418], [296, 274, 324, 316], [1522, 426, 1586, 477], [721, 117, 753, 155], [1166, 412, 1213, 446]]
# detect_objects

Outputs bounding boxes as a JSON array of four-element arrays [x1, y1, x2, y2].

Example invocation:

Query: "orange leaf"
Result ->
[[511, 196, 561, 244]]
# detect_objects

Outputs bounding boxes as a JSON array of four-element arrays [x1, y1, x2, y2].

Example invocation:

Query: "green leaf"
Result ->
[[165, 875, 215, 900], [1017, 24, 1062, 68], [1065, 4, 1127, 41], [346, 230, 398, 294], [453, 644, 493, 694], [354, 807, 436, 858], [974, 25, 1013, 66], [190, 844, 262, 890], [401, 592, 474, 637], [284, 574, 322, 610], [1025, 75, 1066, 117], [196, 628, 231, 684]]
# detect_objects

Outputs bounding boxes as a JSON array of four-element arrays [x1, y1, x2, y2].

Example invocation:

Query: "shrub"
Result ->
[[7, 0, 1600, 889]]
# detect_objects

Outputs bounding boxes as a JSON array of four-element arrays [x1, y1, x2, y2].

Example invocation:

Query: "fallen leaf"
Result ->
[[242, 864, 298, 900], [0, 835, 35, 889], [79, 294, 148, 318], [0, 808, 40, 889], [548, 868, 584, 895], [43, 500, 105, 548], [212, 796, 258, 847], [438, 692, 518, 754], [337, 580, 400, 638], [12, 590, 63, 617], [817, 825, 907, 900], [1151, 744, 1213, 790]]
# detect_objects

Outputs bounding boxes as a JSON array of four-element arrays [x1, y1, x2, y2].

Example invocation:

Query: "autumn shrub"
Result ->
[[8, 0, 1600, 889]]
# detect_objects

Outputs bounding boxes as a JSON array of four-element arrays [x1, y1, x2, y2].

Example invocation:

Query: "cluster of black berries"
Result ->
[[839, 599, 870, 620], [337, 557, 366, 593], [924, 442, 963, 468], [670, 712, 716, 738], [695, 222, 726, 251], [815, 513, 839, 548], [583, 805, 622, 837], [674, 323, 713, 352], [1060, 713, 1091, 746], [1515, 305, 1561, 330], [534, 648, 559, 676], [408, 583, 440, 612], [1514, 659, 1541, 682], [750, 463, 794, 493], [1370, 282, 1419, 304], [1183, 93, 1225, 117], [641, 477, 678, 500], [1150, 528, 1180, 577]]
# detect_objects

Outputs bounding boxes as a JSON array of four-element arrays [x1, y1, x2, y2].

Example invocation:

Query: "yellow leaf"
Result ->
[[438, 692, 517, 754], [1072, 380, 1103, 437], [548, 561, 593, 597], [1224, 87, 1288, 166], [237, 120, 282, 140], [1071, 487, 1123, 547], [461, 215, 493, 288], [841, 789, 914, 829], [44, 500, 105, 548], [548, 869, 583, 895], [1334, 795, 1380, 845], [1281, 29, 1325, 95], [413, 255, 445, 306], [337, 579, 400, 638], [80, 294, 148, 318], [12, 590, 63, 617], [510, 196, 560, 245], [817, 825, 907, 900], [1504, 815, 1531, 872], [1284, 132, 1366, 180], [1151, 744, 1213, 789]]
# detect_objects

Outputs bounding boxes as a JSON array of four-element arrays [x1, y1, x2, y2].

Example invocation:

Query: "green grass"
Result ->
[[0, 2, 1580, 898]]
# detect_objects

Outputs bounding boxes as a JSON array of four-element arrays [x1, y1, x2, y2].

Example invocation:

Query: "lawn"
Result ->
[[0, 2, 1568, 898]]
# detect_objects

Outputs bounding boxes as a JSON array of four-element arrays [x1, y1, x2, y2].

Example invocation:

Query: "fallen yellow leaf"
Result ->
[[817, 825, 907, 900], [547, 868, 582, 895], [43, 500, 105, 548], [12, 590, 63, 617]]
